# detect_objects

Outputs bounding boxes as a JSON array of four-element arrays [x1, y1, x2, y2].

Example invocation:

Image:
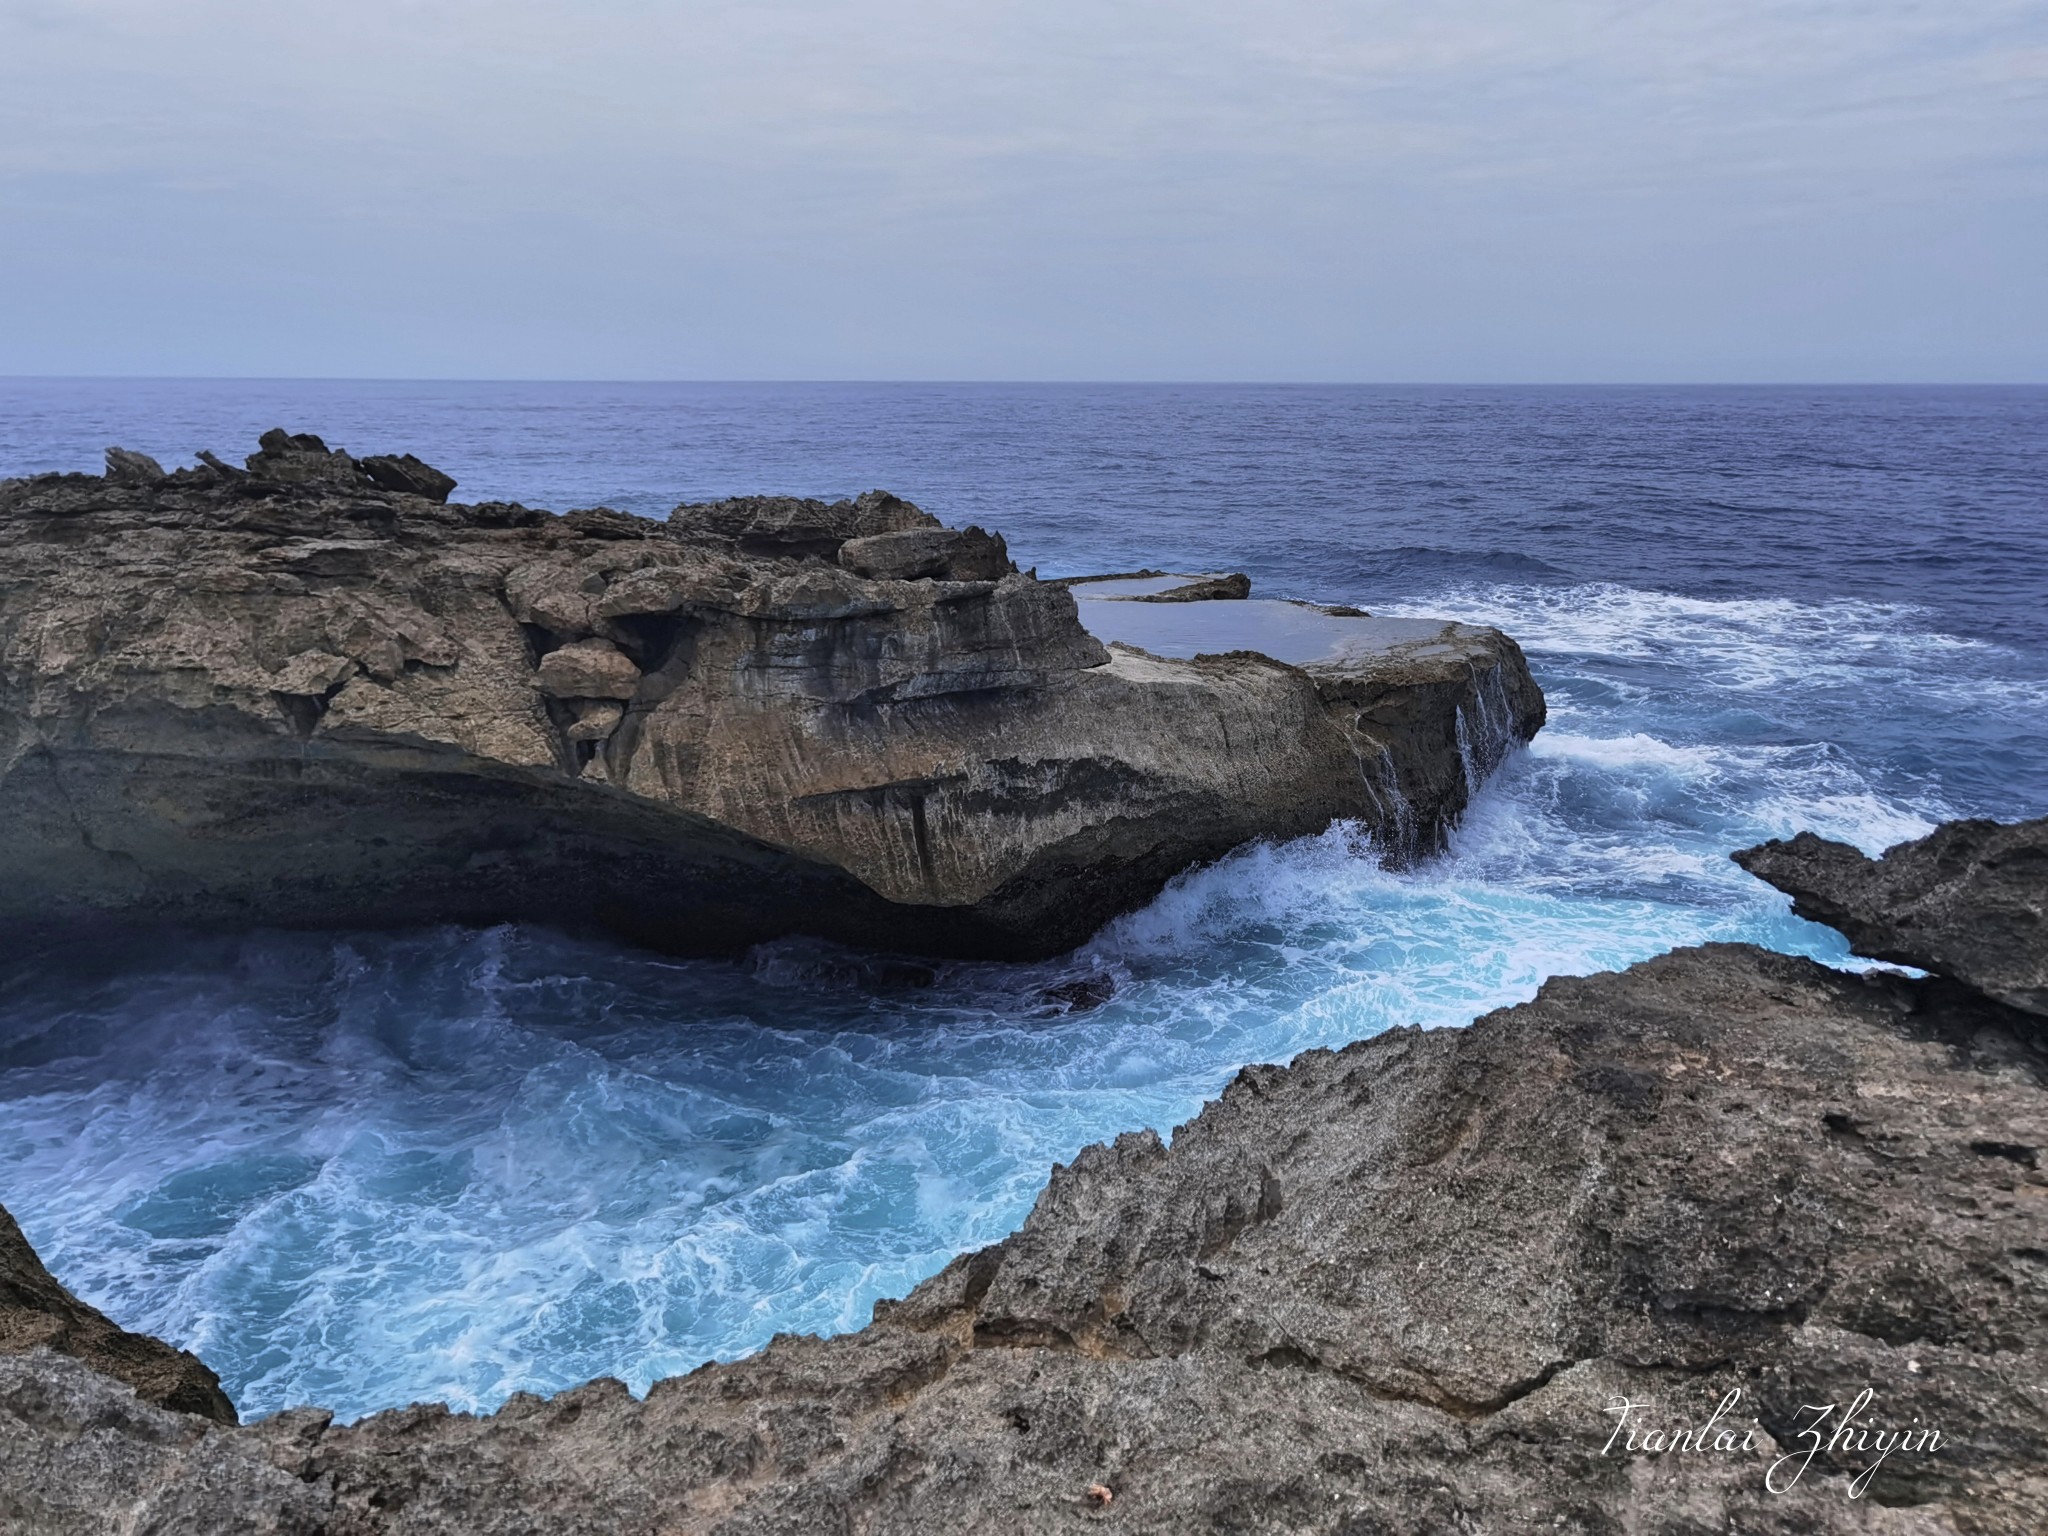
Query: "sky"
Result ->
[[0, 0, 2043, 381]]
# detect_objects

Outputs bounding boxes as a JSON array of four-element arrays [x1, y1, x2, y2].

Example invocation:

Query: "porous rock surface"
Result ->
[[0, 432, 1542, 958], [1737, 817, 2048, 1017], [1, 820, 2043, 1532]]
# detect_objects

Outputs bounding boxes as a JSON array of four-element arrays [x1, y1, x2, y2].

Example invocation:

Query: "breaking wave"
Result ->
[[3, 569, 2014, 1422], [2, 382, 2043, 1425]]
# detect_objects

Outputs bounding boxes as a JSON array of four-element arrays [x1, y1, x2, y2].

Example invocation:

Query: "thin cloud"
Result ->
[[0, 0, 2041, 378]]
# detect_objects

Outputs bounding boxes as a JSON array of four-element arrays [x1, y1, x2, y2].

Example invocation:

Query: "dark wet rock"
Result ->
[[3, 910, 2044, 1530], [102, 447, 165, 485], [361, 452, 458, 503], [1736, 817, 2048, 1017], [0, 432, 1542, 959], [1038, 972, 1117, 1012], [1, 1205, 235, 1425], [746, 938, 939, 992], [839, 525, 1012, 582]]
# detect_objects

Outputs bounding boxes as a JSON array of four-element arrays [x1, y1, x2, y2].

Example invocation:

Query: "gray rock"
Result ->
[[245, 427, 363, 487], [839, 526, 1012, 582], [0, 433, 1543, 959], [670, 488, 937, 556], [1736, 818, 2048, 1016], [102, 447, 165, 485], [536, 636, 641, 700]]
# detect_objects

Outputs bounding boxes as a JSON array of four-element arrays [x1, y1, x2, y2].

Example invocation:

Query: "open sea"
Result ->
[[2, 381, 2044, 1422]]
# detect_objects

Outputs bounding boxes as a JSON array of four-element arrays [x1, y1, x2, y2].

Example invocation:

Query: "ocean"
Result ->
[[1, 380, 2043, 1422]]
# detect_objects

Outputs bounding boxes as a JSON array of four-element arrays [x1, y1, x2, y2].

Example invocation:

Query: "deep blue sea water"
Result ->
[[2, 381, 2044, 1422]]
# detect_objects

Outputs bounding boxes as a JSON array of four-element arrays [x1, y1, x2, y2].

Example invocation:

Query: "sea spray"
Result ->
[[2, 383, 2040, 1425]]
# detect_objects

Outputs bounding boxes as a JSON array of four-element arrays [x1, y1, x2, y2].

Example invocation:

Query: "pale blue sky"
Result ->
[[1, 1, 2043, 380]]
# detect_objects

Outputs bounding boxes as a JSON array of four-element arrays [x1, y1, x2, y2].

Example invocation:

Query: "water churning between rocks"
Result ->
[[2, 382, 2044, 1421]]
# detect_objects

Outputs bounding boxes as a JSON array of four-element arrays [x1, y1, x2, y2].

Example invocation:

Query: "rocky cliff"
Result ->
[[0, 432, 1542, 958], [2, 817, 2042, 1533]]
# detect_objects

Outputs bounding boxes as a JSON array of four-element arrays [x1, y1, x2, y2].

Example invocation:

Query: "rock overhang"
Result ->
[[0, 433, 1546, 958]]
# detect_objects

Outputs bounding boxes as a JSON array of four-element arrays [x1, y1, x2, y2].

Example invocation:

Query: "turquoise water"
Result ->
[[1, 382, 2043, 1421]]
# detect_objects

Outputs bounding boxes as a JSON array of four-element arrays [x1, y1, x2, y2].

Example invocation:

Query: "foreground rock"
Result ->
[[1, 817, 2042, 1532], [0, 433, 1541, 958], [1737, 818, 2048, 1017], [1, 1205, 234, 1424]]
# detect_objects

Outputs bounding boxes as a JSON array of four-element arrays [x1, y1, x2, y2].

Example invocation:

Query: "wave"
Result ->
[[0, 573, 2026, 1424], [1335, 545, 1575, 584]]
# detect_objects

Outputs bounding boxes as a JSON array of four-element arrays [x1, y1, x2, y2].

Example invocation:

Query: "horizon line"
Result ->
[[3, 375, 2044, 389]]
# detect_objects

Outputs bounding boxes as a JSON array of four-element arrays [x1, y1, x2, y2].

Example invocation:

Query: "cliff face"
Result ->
[[2, 819, 2042, 1534], [0, 432, 1542, 957]]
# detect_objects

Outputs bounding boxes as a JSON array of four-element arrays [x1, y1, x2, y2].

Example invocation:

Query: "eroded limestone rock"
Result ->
[[535, 636, 641, 700], [0, 432, 1543, 957]]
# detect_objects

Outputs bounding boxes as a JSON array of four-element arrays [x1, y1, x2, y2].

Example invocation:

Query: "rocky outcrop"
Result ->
[[1132, 572, 1253, 602], [0, 818, 2042, 1532], [1737, 818, 2048, 1017], [1, 1205, 234, 1425], [0, 433, 1542, 958]]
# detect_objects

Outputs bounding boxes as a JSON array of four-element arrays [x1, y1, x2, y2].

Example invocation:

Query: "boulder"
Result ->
[[535, 636, 641, 700], [360, 453, 458, 502]]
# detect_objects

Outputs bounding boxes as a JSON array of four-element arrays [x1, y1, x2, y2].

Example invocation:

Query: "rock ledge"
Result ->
[[0, 434, 1543, 958]]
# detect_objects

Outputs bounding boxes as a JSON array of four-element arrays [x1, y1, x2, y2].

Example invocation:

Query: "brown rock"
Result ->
[[0, 433, 1542, 959], [535, 636, 641, 700], [0, 1204, 235, 1424]]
